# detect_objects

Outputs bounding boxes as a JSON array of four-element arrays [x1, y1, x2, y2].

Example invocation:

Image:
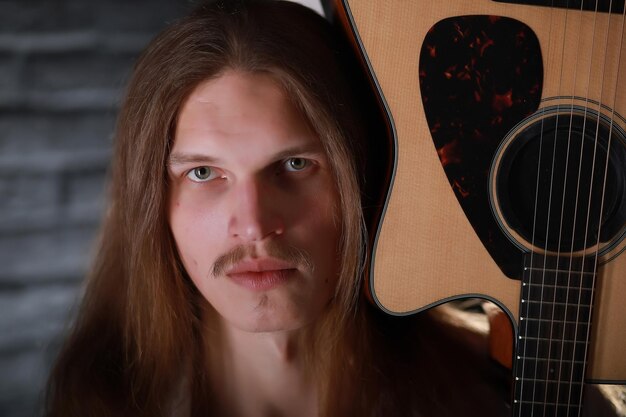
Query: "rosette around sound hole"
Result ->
[[494, 110, 626, 253]]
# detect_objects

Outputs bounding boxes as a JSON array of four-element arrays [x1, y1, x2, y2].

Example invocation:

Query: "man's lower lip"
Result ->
[[227, 269, 296, 291]]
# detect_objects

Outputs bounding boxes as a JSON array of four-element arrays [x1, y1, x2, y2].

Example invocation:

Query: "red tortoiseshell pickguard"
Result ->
[[419, 15, 543, 278]]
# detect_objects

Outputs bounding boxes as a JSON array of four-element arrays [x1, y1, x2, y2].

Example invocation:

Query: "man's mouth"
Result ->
[[225, 258, 297, 291]]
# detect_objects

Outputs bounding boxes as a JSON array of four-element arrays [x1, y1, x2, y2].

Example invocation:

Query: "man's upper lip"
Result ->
[[226, 258, 295, 274]]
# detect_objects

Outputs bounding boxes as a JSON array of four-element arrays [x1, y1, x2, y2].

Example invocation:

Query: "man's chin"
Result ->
[[225, 310, 320, 334]]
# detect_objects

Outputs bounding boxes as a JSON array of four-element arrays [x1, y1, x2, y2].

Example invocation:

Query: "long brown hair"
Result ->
[[45, 1, 371, 416]]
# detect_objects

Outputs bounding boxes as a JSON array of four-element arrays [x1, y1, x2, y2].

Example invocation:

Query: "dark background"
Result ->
[[0, 1, 200, 415]]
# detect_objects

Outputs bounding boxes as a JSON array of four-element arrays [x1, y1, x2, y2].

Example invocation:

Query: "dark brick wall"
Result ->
[[0, 2, 190, 416]]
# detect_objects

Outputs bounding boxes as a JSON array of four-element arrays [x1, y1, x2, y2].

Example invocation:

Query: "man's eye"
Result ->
[[284, 158, 309, 172], [186, 166, 218, 182]]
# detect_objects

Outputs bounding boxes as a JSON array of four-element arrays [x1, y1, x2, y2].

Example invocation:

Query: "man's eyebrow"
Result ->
[[167, 152, 220, 166], [167, 143, 325, 167], [270, 143, 325, 161]]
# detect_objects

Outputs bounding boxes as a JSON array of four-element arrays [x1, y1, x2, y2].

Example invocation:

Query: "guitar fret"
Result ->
[[516, 356, 585, 364], [515, 356, 586, 383], [515, 339, 587, 361], [519, 302, 591, 322], [521, 271, 593, 288], [518, 318, 590, 340], [520, 317, 585, 324], [516, 338, 590, 363], [515, 400, 581, 407], [524, 267, 595, 276], [516, 377, 582, 384], [524, 282, 592, 290], [521, 300, 590, 308], [513, 403, 584, 417], [523, 254, 596, 272], [521, 284, 594, 307], [520, 336, 587, 343], [514, 379, 584, 406]]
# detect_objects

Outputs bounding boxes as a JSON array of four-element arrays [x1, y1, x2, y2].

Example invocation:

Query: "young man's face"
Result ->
[[168, 71, 341, 333]]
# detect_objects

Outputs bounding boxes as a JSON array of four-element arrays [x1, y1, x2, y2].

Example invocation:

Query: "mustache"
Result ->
[[211, 242, 314, 278]]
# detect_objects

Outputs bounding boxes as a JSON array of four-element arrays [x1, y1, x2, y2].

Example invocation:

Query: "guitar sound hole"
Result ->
[[496, 112, 626, 252]]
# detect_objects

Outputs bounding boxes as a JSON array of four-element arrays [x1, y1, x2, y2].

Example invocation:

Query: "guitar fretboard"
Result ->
[[494, 0, 625, 14], [512, 253, 596, 417]]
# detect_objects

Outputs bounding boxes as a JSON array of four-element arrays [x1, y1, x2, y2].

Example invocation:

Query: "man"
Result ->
[[168, 69, 345, 415], [46, 1, 509, 416]]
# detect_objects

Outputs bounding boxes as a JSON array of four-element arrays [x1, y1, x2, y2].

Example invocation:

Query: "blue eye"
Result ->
[[187, 166, 217, 182], [284, 158, 308, 172]]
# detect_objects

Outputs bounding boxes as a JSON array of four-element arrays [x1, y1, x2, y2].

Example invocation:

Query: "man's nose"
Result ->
[[227, 178, 285, 242]]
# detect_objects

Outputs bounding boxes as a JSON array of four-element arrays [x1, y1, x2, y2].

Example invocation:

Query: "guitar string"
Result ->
[[521, 114, 545, 417], [513, 2, 623, 414], [520, 2, 578, 412], [548, 0, 585, 414], [531, 0, 575, 413], [557, 1, 603, 414], [522, 0, 559, 413], [575, 2, 626, 415], [539, 0, 582, 414], [563, 0, 600, 413], [565, 0, 622, 414]]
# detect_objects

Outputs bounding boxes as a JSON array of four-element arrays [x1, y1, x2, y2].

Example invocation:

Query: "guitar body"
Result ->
[[333, 0, 626, 386]]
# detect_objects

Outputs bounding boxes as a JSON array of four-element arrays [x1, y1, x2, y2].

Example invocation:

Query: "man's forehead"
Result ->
[[170, 71, 323, 167]]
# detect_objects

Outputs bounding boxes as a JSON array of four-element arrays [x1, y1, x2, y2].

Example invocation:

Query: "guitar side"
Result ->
[[337, 0, 626, 383]]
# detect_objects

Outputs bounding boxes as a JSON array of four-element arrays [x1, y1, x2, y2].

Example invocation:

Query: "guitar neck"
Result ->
[[514, 253, 597, 416], [494, 0, 625, 13]]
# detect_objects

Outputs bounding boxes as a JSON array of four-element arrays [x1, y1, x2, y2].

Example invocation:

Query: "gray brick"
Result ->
[[0, 88, 121, 112], [0, 51, 21, 92], [0, 172, 60, 214], [102, 32, 161, 53], [0, 285, 78, 417], [0, 204, 61, 235], [0, 203, 103, 236], [0, 111, 116, 154], [0, 148, 111, 174], [62, 169, 108, 215], [0, 32, 99, 54], [0, 284, 79, 353], [21, 50, 139, 92], [0, 1, 188, 34], [0, 175, 107, 235], [0, 349, 47, 417], [0, 1, 95, 33], [0, 31, 156, 54], [0, 226, 97, 285], [95, 2, 188, 32], [0, 123, 111, 234]]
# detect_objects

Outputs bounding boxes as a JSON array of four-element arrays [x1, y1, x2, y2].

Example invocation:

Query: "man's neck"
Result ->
[[225, 324, 302, 363], [208, 320, 318, 417]]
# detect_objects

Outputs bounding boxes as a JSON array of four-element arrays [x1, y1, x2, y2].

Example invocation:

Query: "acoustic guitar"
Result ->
[[326, 0, 626, 415]]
